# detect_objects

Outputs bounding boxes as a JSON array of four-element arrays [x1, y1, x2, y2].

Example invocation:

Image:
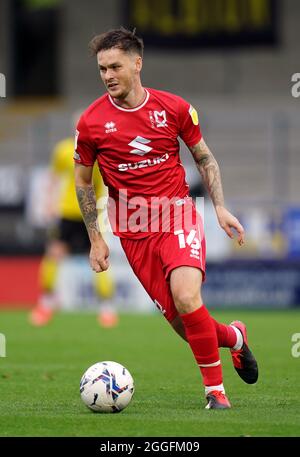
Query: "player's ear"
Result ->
[[135, 55, 142, 73]]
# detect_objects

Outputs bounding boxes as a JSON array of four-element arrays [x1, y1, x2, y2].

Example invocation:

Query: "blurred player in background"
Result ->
[[74, 28, 258, 409], [29, 116, 118, 328]]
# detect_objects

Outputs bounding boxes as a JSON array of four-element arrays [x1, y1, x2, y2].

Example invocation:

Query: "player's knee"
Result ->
[[172, 291, 201, 314]]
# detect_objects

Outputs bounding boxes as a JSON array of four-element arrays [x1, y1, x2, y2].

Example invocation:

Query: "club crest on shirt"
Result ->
[[154, 110, 168, 127]]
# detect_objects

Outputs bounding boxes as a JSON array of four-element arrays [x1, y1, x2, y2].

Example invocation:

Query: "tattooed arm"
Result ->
[[75, 163, 109, 272], [189, 138, 245, 245]]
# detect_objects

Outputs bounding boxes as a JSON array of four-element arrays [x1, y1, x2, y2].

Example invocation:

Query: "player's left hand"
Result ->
[[215, 206, 245, 246], [90, 237, 110, 272]]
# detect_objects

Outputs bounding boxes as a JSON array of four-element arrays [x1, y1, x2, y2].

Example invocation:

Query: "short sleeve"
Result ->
[[74, 115, 97, 166], [178, 98, 202, 147]]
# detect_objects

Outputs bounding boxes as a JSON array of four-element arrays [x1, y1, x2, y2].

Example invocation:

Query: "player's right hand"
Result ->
[[89, 238, 110, 272]]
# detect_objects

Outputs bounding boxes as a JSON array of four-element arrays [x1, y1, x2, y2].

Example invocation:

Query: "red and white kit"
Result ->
[[74, 88, 205, 321]]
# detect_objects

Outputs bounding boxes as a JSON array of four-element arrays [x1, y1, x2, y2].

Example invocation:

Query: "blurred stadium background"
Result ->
[[0, 0, 299, 313]]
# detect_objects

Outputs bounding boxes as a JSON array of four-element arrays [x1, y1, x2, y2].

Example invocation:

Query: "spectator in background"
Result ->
[[29, 114, 118, 328]]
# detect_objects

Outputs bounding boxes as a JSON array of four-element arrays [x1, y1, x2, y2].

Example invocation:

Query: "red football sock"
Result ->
[[212, 318, 237, 348], [180, 305, 222, 387]]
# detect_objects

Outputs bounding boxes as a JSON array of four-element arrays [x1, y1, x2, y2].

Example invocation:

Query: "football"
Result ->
[[80, 361, 134, 413]]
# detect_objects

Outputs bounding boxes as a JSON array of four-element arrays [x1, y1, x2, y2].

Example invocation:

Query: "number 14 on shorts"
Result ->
[[174, 229, 201, 260]]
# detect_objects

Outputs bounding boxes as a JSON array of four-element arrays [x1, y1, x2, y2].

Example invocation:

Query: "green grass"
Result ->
[[0, 309, 300, 437]]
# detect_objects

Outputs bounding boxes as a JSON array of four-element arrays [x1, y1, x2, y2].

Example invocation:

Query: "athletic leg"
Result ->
[[29, 239, 69, 326], [170, 314, 238, 348], [170, 266, 230, 409], [94, 268, 118, 328]]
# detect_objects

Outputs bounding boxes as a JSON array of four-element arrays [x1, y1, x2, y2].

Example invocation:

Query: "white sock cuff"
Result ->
[[231, 325, 243, 350], [205, 384, 225, 395]]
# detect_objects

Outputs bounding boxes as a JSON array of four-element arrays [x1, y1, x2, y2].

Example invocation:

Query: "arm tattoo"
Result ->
[[189, 141, 225, 208], [76, 185, 99, 238]]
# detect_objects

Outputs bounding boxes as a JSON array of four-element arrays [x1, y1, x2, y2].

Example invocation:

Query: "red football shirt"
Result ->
[[74, 88, 202, 238]]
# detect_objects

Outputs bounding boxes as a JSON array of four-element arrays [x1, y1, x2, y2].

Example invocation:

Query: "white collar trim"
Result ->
[[108, 89, 149, 112]]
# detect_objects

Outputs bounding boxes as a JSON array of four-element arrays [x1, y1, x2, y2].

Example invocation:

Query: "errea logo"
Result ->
[[129, 136, 152, 156], [105, 121, 117, 133]]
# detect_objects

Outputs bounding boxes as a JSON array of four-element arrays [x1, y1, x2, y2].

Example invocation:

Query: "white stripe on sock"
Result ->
[[198, 360, 220, 367], [205, 384, 225, 395], [231, 325, 243, 350]]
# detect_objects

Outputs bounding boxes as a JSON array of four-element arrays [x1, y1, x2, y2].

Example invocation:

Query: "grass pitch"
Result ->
[[0, 309, 299, 437]]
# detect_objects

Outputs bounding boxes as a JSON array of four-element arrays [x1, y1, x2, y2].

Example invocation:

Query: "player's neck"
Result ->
[[112, 85, 146, 109]]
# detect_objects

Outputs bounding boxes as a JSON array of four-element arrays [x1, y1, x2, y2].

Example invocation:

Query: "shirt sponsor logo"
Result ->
[[154, 110, 168, 127], [105, 121, 117, 133], [129, 136, 152, 156], [118, 153, 169, 172]]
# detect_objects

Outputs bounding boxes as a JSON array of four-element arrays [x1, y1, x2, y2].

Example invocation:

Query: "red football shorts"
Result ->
[[120, 200, 206, 323]]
